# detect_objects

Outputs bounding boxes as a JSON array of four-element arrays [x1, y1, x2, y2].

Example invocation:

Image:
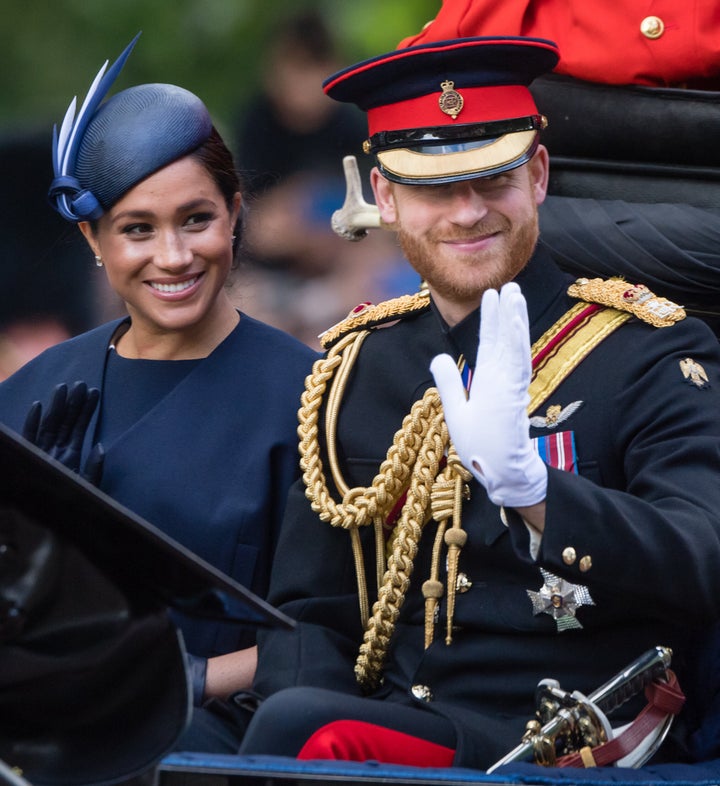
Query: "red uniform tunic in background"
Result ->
[[399, 0, 720, 88]]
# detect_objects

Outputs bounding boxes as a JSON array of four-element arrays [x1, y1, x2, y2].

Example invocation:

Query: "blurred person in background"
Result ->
[[234, 10, 416, 348], [0, 133, 96, 380]]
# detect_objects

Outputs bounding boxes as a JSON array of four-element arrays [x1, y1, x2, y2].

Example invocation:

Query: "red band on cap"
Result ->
[[367, 84, 538, 137]]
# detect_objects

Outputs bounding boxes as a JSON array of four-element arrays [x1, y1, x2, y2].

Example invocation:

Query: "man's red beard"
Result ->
[[396, 214, 539, 303]]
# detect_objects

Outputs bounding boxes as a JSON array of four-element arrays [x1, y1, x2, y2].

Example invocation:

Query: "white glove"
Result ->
[[430, 282, 547, 508]]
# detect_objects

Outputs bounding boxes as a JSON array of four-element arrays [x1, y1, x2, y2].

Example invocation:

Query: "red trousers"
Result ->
[[298, 719, 455, 767]]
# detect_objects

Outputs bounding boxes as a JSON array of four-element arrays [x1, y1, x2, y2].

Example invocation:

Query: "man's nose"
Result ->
[[448, 182, 490, 225]]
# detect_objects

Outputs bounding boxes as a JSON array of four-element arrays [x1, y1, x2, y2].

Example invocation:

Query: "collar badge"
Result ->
[[527, 568, 594, 632], [439, 80, 464, 120], [679, 358, 709, 389]]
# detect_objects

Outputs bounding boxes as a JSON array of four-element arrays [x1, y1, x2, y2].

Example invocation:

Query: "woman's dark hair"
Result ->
[[191, 127, 242, 209], [191, 127, 245, 253]]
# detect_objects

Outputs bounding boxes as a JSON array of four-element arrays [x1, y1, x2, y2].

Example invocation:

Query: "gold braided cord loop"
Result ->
[[354, 400, 449, 691], [299, 326, 472, 691], [298, 350, 440, 529], [299, 330, 457, 637], [300, 332, 423, 531], [298, 333, 377, 625], [325, 331, 368, 498]]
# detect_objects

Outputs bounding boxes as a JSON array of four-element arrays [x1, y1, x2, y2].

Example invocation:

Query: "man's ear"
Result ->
[[529, 144, 550, 206], [370, 166, 398, 227]]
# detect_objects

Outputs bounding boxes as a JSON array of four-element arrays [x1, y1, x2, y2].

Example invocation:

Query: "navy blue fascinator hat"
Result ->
[[49, 33, 213, 222]]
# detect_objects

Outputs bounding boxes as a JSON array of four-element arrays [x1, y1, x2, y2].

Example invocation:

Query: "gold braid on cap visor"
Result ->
[[377, 129, 538, 182]]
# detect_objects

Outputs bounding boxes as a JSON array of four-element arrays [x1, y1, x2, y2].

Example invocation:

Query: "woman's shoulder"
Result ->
[[0, 319, 126, 431], [236, 313, 319, 362], [3, 319, 125, 380]]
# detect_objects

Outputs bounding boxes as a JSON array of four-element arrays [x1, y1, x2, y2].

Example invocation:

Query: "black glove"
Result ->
[[22, 381, 104, 485]]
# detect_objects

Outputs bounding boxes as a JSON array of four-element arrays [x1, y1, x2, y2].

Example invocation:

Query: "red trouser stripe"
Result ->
[[297, 719, 455, 767]]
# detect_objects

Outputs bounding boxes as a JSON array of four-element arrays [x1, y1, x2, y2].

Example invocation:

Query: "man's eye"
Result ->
[[415, 183, 452, 198]]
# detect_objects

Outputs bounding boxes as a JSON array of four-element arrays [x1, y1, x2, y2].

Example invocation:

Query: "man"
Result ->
[[239, 36, 720, 770]]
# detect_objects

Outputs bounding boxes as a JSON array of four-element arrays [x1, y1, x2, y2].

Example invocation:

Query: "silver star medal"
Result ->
[[527, 568, 594, 631]]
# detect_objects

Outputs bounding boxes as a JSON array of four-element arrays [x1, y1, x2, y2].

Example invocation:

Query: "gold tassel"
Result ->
[[444, 527, 467, 645], [422, 579, 444, 649]]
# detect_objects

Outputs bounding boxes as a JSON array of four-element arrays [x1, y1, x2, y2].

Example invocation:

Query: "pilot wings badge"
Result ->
[[529, 401, 583, 429]]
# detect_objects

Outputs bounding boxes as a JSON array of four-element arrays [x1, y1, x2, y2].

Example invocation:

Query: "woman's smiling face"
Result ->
[[80, 155, 240, 347]]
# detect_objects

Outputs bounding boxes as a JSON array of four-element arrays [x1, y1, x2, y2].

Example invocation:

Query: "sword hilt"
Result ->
[[486, 645, 673, 773]]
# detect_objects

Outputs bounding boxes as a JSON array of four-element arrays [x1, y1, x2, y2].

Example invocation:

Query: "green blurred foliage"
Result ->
[[0, 0, 440, 137]]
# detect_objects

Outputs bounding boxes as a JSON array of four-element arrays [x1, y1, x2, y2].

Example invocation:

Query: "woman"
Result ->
[[0, 36, 318, 724]]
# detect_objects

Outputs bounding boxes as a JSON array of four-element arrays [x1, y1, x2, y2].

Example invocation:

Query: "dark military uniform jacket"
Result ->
[[254, 246, 720, 769]]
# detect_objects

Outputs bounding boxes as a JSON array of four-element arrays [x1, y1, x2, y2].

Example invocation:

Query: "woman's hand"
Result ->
[[23, 381, 104, 485]]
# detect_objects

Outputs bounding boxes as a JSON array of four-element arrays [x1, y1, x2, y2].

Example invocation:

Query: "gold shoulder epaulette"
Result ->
[[319, 290, 431, 348], [567, 277, 685, 328]]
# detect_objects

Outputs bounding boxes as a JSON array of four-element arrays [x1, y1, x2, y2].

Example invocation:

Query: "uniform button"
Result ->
[[579, 555, 593, 572], [562, 547, 577, 566], [640, 16, 664, 39], [456, 572, 473, 593], [411, 684, 433, 702]]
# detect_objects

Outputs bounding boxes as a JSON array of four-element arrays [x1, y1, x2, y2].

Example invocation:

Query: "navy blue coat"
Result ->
[[254, 248, 720, 768], [0, 313, 317, 658]]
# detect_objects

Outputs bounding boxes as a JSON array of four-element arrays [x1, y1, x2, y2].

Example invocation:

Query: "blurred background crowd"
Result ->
[[0, 1, 438, 377]]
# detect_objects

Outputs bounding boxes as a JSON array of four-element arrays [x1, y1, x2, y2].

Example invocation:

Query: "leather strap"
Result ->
[[556, 671, 685, 768]]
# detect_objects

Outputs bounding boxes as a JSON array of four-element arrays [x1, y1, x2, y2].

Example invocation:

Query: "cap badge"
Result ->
[[679, 358, 710, 389], [438, 80, 464, 120]]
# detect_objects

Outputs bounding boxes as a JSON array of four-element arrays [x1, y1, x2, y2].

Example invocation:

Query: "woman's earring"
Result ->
[[95, 255, 103, 267], [231, 235, 237, 243]]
